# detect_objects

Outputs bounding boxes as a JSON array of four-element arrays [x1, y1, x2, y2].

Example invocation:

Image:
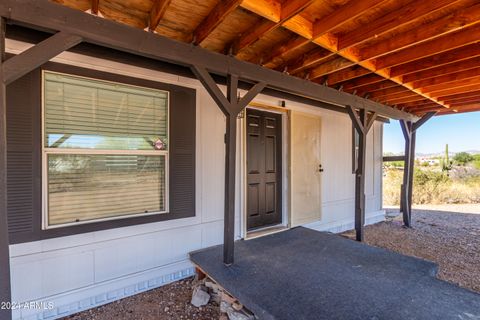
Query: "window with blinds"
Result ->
[[43, 71, 169, 228]]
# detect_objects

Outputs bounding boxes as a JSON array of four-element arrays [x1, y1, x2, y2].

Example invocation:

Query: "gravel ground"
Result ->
[[343, 204, 480, 293], [63, 204, 480, 319], [63, 278, 219, 320]]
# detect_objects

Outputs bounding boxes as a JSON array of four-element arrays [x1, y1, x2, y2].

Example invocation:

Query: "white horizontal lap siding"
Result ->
[[6, 39, 384, 320]]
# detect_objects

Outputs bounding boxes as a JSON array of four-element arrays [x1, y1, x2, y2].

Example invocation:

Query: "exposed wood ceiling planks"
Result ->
[[51, 0, 480, 116], [232, 0, 316, 54], [193, 0, 243, 45]]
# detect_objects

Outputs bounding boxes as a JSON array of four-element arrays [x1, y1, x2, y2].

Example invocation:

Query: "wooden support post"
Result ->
[[347, 105, 377, 242], [400, 120, 413, 227], [191, 65, 266, 265], [399, 112, 436, 227], [0, 17, 12, 320]]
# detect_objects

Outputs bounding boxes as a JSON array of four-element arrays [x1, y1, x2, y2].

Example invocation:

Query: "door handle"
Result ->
[[318, 164, 324, 172]]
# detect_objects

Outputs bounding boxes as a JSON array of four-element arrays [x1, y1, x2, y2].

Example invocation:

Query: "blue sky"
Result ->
[[383, 111, 480, 155]]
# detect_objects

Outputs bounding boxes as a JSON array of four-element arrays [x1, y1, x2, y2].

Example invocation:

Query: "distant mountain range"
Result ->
[[416, 150, 480, 157], [385, 150, 480, 157]]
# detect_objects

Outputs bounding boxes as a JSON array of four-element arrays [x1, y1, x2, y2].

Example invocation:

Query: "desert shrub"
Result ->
[[383, 168, 403, 205], [473, 160, 480, 170], [383, 167, 480, 206], [384, 161, 404, 168], [453, 152, 474, 166]]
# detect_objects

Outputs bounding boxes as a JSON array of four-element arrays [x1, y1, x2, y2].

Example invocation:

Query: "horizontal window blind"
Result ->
[[47, 154, 166, 226], [43, 71, 169, 228], [44, 72, 168, 150]]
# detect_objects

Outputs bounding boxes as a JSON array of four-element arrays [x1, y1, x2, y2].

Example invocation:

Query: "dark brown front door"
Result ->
[[246, 109, 282, 230]]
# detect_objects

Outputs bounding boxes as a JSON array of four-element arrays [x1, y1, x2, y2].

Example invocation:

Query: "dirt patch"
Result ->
[[62, 278, 220, 320], [342, 206, 480, 293]]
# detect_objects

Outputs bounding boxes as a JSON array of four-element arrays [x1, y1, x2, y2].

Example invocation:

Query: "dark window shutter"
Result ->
[[169, 86, 196, 216], [6, 69, 41, 238]]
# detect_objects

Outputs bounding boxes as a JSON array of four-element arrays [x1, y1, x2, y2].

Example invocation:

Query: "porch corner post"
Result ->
[[223, 114, 237, 266], [355, 116, 367, 242], [400, 111, 436, 228], [406, 130, 416, 225], [0, 16, 12, 320], [400, 120, 413, 227], [347, 106, 376, 242]]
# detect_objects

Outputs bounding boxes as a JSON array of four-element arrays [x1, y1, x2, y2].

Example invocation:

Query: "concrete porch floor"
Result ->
[[190, 227, 480, 320]]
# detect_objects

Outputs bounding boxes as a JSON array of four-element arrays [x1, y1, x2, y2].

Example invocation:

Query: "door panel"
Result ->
[[246, 109, 282, 230], [290, 112, 322, 227]]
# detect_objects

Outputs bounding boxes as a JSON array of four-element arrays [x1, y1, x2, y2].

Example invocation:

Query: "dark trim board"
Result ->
[[383, 155, 405, 162], [0, 16, 12, 320], [0, 0, 417, 122], [7, 61, 196, 244]]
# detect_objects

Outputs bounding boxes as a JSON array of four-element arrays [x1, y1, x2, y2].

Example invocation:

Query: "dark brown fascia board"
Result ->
[[0, 0, 417, 121]]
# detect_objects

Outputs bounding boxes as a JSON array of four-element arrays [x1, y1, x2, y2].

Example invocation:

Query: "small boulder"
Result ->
[[191, 286, 210, 307]]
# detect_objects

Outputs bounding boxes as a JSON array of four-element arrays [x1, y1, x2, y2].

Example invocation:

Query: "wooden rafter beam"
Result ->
[[379, 93, 421, 104], [437, 103, 480, 114], [375, 23, 480, 70], [326, 67, 370, 86], [368, 86, 411, 100], [343, 74, 385, 91], [403, 56, 480, 84], [338, 0, 462, 50], [255, 35, 309, 67], [91, 0, 99, 15], [438, 91, 480, 104], [422, 81, 480, 96], [400, 101, 438, 110], [352, 80, 399, 95], [281, 48, 334, 74], [193, 0, 242, 45], [381, 95, 426, 105], [312, 0, 387, 41], [411, 68, 480, 90], [233, 0, 315, 54], [360, 3, 480, 60], [411, 104, 453, 113], [148, 0, 172, 32], [240, 0, 280, 21], [308, 57, 354, 79], [391, 43, 480, 77], [0, 0, 418, 122], [450, 99, 480, 107]]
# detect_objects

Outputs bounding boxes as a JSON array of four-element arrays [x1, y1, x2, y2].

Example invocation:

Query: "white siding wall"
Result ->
[[6, 39, 384, 320]]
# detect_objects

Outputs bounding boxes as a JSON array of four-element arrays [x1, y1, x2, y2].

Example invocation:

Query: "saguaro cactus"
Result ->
[[441, 143, 452, 174]]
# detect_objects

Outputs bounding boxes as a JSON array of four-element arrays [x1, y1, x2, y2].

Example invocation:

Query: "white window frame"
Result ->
[[41, 70, 170, 230]]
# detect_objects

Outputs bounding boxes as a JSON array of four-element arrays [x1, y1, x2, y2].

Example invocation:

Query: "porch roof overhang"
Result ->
[[6, 0, 480, 118], [0, 0, 421, 121]]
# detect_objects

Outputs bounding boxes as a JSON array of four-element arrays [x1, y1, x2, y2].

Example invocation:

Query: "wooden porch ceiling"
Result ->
[[52, 0, 480, 117]]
